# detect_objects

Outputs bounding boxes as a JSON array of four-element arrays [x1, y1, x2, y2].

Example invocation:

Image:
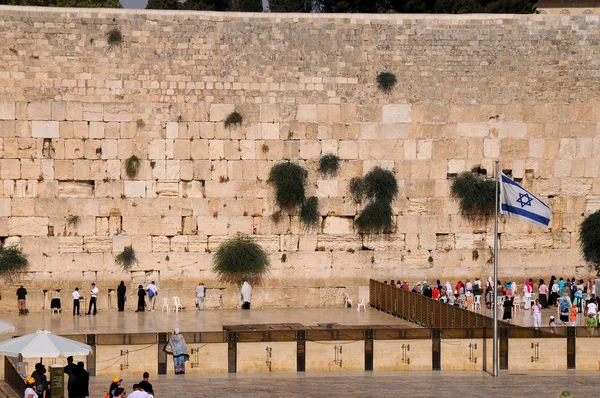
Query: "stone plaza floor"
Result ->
[[84, 371, 595, 397], [0, 306, 416, 339]]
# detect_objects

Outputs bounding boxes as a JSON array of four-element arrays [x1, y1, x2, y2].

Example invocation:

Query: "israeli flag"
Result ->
[[500, 173, 552, 229]]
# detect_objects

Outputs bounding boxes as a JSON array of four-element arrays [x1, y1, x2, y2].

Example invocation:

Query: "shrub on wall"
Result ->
[[349, 177, 365, 204], [450, 172, 496, 224], [0, 245, 28, 281], [67, 215, 80, 228], [376, 71, 397, 93], [268, 162, 307, 211], [125, 155, 141, 178], [300, 196, 320, 226], [580, 210, 600, 272], [212, 235, 271, 285], [362, 166, 398, 203], [355, 201, 394, 234], [319, 154, 340, 176], [107, 29, 122, 46], [115, 246, 137, 271], [352, 166, 398, 234], [224, 112, 243, 129]]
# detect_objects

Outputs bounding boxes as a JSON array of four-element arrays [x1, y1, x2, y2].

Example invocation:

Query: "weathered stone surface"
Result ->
[[31, 121, 59, 138], [9, 217, 48, 236]]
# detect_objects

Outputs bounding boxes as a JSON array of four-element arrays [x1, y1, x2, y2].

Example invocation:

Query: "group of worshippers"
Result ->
[[107, 372, 154, 397], [24, 359, 90, 398]]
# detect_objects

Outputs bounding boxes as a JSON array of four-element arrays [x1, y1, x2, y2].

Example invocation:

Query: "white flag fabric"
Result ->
[[500, 173, 552, 229]]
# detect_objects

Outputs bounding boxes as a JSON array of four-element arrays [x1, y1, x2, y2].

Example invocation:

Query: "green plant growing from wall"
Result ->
[[450, 172, 496, 224], [376, 71, 397, 93], [224, 112, 243, 129], [300, 196, 320, 226], [580, 210, 600, 272], [107, 29, 122, 46], [115, 245, 137, 271], [353, 167, 398, 234], [125, 155, 141, 178], [268, 162, 307, 211], [349, 177, 365, 204], [67, 215, 80, 228], [319, 154, 340, 176], [212, 235, 271, 285], [0, 245, 29, 282], [136, 119, 145, 129]]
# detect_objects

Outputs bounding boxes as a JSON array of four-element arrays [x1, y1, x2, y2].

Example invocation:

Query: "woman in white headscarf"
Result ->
[[163, 328, 189, 374], [241, 281, 252, 310]]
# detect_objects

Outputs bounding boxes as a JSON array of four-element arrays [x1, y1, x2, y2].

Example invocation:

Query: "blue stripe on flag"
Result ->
[[500, 204, 551, 227], [500, 175, 551, 210]]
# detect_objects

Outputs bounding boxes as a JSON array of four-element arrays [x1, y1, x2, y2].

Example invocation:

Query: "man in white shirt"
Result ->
[[586, 301, 597, 316], [72, 288, 80, 316], [127, 383, 153, 398], [86, 283, 98, 315], [147, 282, 158, 311]]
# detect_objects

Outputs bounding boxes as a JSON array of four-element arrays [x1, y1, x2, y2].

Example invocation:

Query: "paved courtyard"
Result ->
[[85, 371, 594, 398]]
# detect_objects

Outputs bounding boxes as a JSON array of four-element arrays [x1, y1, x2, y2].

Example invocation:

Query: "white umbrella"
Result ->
[[0, 330, 92, 358], [0, 320, 15, 335]]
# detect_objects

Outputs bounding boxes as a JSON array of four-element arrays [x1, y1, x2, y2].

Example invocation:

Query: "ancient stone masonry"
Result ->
[[0, 6, 598, 309]]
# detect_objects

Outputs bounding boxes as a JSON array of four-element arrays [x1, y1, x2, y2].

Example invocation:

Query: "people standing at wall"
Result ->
[[86, 283, 98, 315], [72, 288, 80, 316], [117, 281, 126, 312], [559, 296, 571, 326], [241, 281, 252, 310], [136, 285, 146, 312], [195, 281, 206, 310], [550, 279, 560, 307], [569, 304, 578, 326], [147, 281, 157, 311], [538, 279, 548, 308], [16, 285, 27, 315], [503, 296, 513, 323], [523, 279, 533, 309]]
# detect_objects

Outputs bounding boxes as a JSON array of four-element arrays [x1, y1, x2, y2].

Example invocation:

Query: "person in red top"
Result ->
[[432, 285, 440, 300], [401, 280, 409, 290]]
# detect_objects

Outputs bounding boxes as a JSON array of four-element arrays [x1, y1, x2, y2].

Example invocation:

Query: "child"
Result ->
[[549, 316, 557, 333], [569, 305, 578, 326]]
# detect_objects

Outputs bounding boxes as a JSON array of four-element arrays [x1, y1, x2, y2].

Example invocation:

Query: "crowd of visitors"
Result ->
[[106, 372, 155, 398], [383, 275, 600, 328]]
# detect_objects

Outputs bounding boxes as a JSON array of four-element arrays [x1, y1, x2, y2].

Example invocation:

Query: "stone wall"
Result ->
[[0, 6, 598, 309]]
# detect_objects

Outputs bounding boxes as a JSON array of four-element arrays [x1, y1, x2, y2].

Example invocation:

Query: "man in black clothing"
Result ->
[[138, 371, 154, 395], [64, 356, 77, 398], [16, 285, 27, 315]]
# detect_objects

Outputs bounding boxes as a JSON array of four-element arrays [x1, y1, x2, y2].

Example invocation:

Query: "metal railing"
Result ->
[[4, 356, 25, 396], [370, 279, 511, 328]]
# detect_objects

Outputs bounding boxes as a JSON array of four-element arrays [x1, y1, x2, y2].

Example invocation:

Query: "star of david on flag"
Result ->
[[500, 173, 552, 229]]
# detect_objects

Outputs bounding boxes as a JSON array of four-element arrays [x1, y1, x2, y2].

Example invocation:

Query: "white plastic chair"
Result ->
[[343, 293, 353, 308], [161, 297, 170, 313], [473, 295, 482, 311], [513, 296, 521, 312], [357, 297, 367, 312], [172, 296, 182, 313]]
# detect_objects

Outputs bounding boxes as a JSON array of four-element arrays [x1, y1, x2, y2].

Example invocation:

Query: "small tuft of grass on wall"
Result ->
[[125, 155, 141, 179], [355, 201, 394, 234], [115, 245, 136, 271], [67, 215, 80, 228], [224, 112, 243, 129], [268, 162, 307, 211], [376, 71, 397, 93], [136, 119, 145, 129], [107, 29, 122, 46], [349, 177, 365, 204], [300, 196, 320, 226], [212, 235, 271, 286], [319, 154, 340, 176], [450, 172, 496, 224], [580, 210, 600, 273]]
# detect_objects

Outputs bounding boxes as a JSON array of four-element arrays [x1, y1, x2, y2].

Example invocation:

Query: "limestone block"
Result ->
[[228, 216, 253, 234], [223, 140, 240, 160], [209, 140, 224, 160], [501, 233, 535, 250], [455, 233, 487, 250], [9, 217, 48, 236], [82, 104, 103, 121], [31, 121, 59, 138], [209, 104, 235, 122], [138, 216, 181, 236], [1, 159, 20, 179], [103, 104, 132, 122], [84, 236, 112, 252], [11, 198, 34, 217], [65, 103, 83, 121], [338, 141, 358, 159], [561, 179, 592, 196], [21, 159, 41, 180], [0, 102, 16, 120], [261, 123, 279, 140], [166, 122, 179, 139], [240, 140, 256, 160], [300, 140, 321, 159], [322, 216, 353, 234], [188, 236, 208, 252], [124, 181, 146, 198], [155, 181, 178, 197], [447, 159, 465, 174], [197, 216, 228, 235], [59, 237, 83, 253], [416, 140, 432, 160], [317, 104, 341, 123], [89, 122, 104, 139], [152, 236, 170, 252], [180, 181, 204, 198], [316, 234, 362, 251], [148, 139, 166, 160], [169, 235, 188, 252], [297, 104, 317, 123], [382, 104, 412, 123], [173, 139, 191, 159], [166, 160, 180, 180], [418, 233, 437, 250], [456, 123, 488, 138], [27, 102, 52, 120], [483, 138, 499, 158], [316, 180, 338, 198], [0, 198, 10, 217], [101, 140, 118, 159]]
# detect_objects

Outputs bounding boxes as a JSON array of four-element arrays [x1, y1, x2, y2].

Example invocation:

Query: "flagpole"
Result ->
[[493, 160, 499, 377]]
